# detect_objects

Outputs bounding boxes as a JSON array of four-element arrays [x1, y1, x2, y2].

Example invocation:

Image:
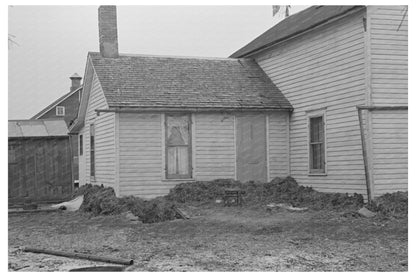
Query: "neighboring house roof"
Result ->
[[31, 86, 83, 119], [89, 52, 293, 110], [230, 5, 364, 58], [8, 119, 69, 138]]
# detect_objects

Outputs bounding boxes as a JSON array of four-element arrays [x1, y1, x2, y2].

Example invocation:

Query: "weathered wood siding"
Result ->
[[118, 112, 289, 198], [368, 5, 408, 106], [255, 9, 368, 195], [8, 137, 73, 204], [118, 113, 164, 197], [83, 71, 116, 193], [370, 110, 407, 196], [194, 113, 236, 180], [367, 6, 408, 196], [268, 112, 290, 179]]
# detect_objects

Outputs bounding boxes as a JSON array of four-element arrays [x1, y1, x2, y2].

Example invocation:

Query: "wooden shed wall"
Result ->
[[8, 137, 73, 204], [268, 112, 290, 179], [83, 70, 116, 193], [194, 114, 236, 180], [117, 112, 289, 198], [255, 9, 368, 195]]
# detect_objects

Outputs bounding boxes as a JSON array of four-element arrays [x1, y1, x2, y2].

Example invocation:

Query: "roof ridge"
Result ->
[[89, 51, 249, 61]]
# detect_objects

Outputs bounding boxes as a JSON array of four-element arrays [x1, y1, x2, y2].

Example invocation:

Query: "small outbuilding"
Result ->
[[69, 6, 293, 198], [8, 119, 73, 205]]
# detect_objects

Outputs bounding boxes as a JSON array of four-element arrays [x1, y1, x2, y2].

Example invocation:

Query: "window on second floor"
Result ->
[[56, 106, 65, 116]]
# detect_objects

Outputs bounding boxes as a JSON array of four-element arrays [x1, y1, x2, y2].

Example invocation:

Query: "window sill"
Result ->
[[308, 173, 327, 176], [162, 179, 195, 182]]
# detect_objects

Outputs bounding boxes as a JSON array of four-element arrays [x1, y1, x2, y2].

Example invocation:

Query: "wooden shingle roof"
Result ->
[[89, 52, 292, 111], [230, 5, 364, 58]]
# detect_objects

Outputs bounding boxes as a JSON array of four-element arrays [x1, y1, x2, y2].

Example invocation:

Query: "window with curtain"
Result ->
[[165, 114, 192, 179], [309, 115, 325, 173]]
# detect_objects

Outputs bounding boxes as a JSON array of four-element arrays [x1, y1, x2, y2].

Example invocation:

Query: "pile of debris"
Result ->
[[366, 191, 408, 218], [166, 179, 242, 203], [71, 179, 407, 222], [166, 177, 364, 211], [73, 184, 179, 223]]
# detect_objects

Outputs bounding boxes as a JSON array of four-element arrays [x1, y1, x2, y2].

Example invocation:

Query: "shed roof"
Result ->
[[230, 5, 364, 58], [8, 119, 69, 138], [89, 52, 292, 111]]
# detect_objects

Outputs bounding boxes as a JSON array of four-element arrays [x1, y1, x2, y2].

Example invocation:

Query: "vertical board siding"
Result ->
[[369, 6, 408, 106], [83, 71, 116, 192], [8, 138, 73, 204], [255, 10, 368, 195], [268, 112, 290, 179], [194, 114, 236, 180], [371, 110, 407, 196]]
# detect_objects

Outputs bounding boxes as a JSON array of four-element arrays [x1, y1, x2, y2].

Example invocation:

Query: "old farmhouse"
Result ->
[[70, 5, 407, 200], [231, 5, 408, 199]]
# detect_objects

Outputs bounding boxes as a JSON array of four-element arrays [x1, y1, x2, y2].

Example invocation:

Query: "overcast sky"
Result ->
[[8, 5, 308, 119]]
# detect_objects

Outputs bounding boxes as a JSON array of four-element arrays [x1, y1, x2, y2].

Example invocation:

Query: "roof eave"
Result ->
[[230, 6, 365, 58], [97, 106, 293, 114]]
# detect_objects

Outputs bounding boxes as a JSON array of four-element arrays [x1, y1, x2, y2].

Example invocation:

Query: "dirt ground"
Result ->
[[8, 204, 408, 272]]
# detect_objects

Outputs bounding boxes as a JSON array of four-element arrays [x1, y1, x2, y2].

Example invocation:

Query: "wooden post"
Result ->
[[356, 105, 408, 202], [356, 107, 372, 203]]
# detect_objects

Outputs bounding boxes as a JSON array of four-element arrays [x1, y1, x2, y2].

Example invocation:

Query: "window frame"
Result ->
[[164, 113, 192, 179], [307, 109, 327, 175], [90, 124, 95, 178], [56, 106, 65, 116], [79, 134, 83, 156]]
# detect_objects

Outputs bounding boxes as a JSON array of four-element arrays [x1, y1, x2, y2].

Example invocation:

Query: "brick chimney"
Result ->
[[70, 73, 82, 91], [98, 5, 119, 58]]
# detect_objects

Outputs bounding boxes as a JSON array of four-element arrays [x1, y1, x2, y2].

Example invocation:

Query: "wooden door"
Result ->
[[236, 114, 267, 182]]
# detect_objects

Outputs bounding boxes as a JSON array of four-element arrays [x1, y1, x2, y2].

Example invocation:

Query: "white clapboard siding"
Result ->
[[366, 6, 408, 196], [194, 114, 236, 180], [117, 112, 289, 198], [255, 9, 368, 195], [83, 71, 116, 193], [369, 6, 408, 106], [268, 112, 290, 179], [371, 110, 407, 196], [118, 113, 237, 198], [118, 113, 164, 198], [78, 128, 86, 188]]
